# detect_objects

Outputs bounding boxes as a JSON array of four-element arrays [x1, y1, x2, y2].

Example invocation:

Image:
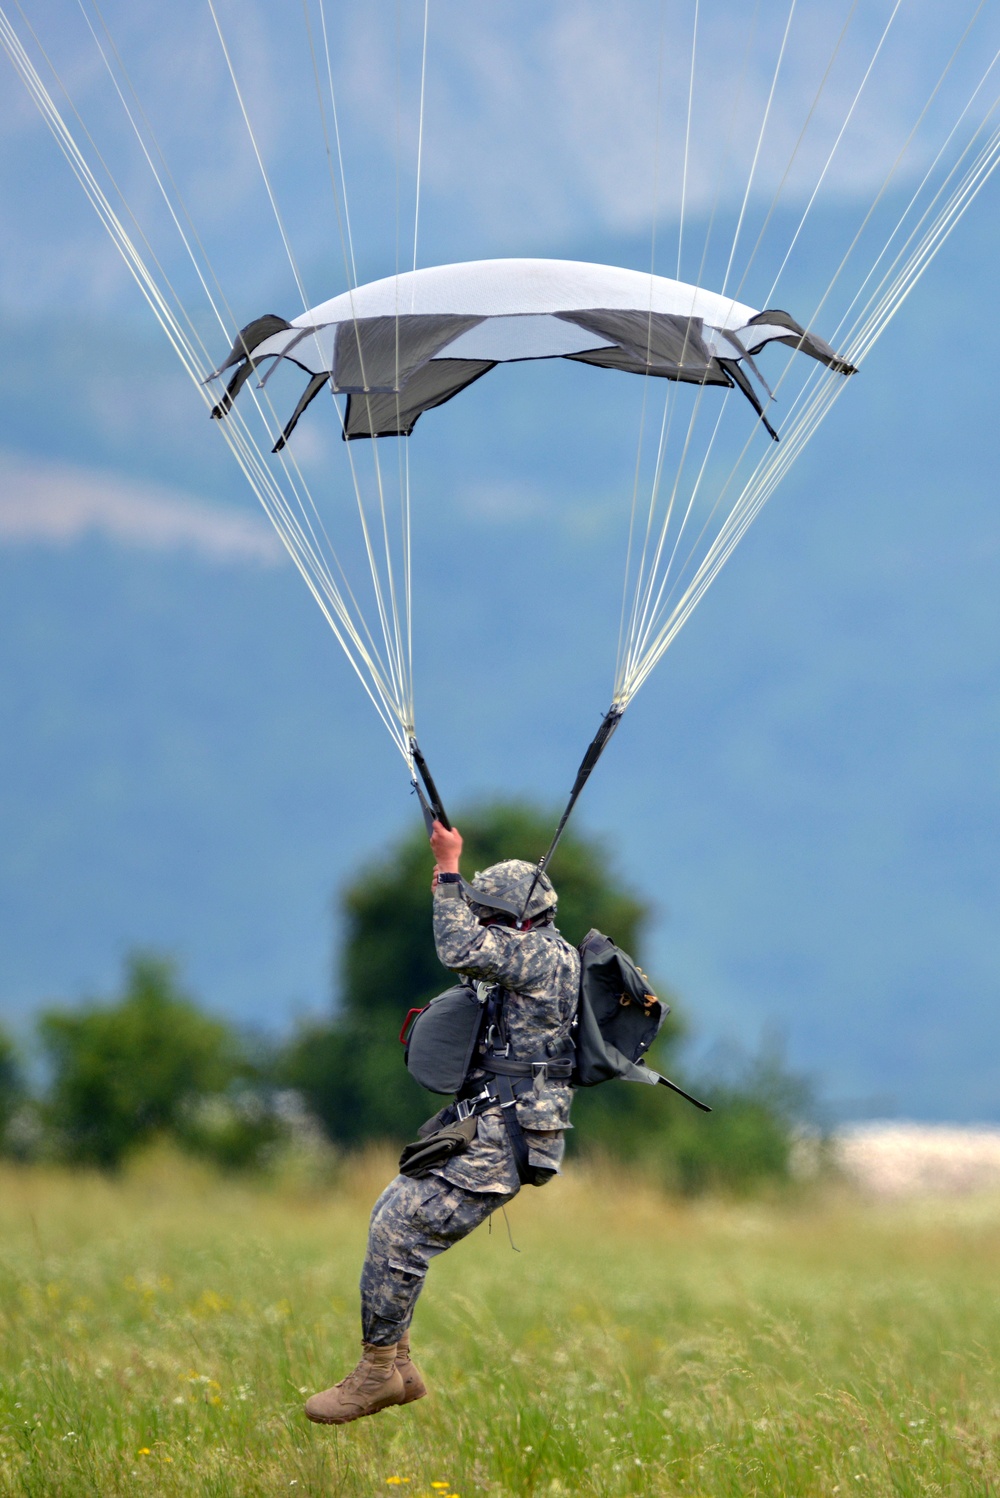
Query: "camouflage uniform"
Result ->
[[359, 879, 581, 1346]]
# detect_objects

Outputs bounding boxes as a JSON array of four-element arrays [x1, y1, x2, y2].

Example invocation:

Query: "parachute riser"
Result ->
[[410, 736, 452, 832], [518, 704, 625, 922]]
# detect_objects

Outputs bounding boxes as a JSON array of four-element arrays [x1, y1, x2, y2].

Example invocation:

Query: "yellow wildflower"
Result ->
[[137, 1448, 151, 1456], [193, 1289, 227, 1316]]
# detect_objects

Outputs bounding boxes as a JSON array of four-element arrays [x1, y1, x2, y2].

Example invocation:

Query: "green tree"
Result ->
[[38, 954, 250, 1169], [283, 800, 655, 1145], [0, 1025, 22, 1150], [572, 1038, 816, 1194]]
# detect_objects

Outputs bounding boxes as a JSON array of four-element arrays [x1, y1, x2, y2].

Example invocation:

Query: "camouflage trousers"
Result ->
[[360, 1171, 517, 1346]]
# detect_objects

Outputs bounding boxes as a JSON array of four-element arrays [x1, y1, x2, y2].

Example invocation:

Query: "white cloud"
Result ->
[[458, 478, 549, 524], [2, 0, 998, 321], [0, 453, 284, 565], [340, 0, 1000, 249]]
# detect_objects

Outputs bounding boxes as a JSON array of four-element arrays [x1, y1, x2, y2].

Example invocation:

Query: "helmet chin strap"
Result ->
[[481, 912, 535, 932], [465, 888, 538, 928]]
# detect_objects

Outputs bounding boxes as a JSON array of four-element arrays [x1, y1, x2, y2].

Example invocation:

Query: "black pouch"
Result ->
[[398, 1113, 478, 1179], [401, 983, 487, 1094]]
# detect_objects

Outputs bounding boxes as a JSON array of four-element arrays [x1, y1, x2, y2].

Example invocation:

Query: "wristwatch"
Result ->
[[437, 871, 462, 883]]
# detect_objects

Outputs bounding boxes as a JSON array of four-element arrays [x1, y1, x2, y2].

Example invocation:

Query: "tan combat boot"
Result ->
[[394, 1330, 428, 1403], [304, 1342, 405, 1425]]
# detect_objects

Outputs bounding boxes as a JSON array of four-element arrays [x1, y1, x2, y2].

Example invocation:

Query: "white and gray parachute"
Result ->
[[205, 258, 854, 449], [4, 2, 1000, 846]]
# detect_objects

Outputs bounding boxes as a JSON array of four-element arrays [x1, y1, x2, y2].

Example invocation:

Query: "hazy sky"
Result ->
[[2, 1, 999, 1120]]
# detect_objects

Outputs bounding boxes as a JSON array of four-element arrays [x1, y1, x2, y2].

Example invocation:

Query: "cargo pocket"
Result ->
[[386, 1258, 426, 1279], [524, 1126, 565, 1186], [367, 1258, 426, 1327]]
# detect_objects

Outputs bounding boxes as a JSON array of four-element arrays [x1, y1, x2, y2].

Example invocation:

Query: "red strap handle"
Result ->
[[399, 1007, 425, 1045]]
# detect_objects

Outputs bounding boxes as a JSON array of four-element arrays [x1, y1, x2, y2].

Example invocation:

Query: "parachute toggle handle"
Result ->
[[410, 736, 452, 835]]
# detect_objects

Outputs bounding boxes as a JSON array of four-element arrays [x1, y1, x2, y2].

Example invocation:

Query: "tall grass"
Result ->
[[1, 1150, 998, 1496]]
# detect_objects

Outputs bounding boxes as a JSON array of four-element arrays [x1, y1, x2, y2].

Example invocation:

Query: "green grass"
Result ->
[[1, 1150, 999, 1497]]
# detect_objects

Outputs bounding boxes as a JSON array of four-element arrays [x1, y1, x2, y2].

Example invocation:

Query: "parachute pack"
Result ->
[[572, 929, 709, 1109], [398, 927, 710, 1183]]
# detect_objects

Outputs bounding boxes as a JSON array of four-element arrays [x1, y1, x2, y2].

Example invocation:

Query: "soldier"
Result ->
[[304, 818, 581, 1426]]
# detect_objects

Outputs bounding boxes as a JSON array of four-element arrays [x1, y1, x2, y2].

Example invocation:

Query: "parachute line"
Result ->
[[621, 0, 876, 696], [761, 0, 906, 309], [205, 0, 417, 737], [617, 100, 1000, 706], [315, 0, 361, 289], [0, 2, 424, 758], [730, 0, 860, 311], [719, 0, 799, 300], [613, 1, 1000, 711], [205, 0, 311, 316], [412, 0, 430, 286], [302, 0, 359, 303], [6, 1, 1000, 816], [676, 0, 699, 282], [617, 0, 764, 698]]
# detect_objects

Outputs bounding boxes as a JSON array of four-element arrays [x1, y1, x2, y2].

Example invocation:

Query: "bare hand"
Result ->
[[430, 820, 463, 875]]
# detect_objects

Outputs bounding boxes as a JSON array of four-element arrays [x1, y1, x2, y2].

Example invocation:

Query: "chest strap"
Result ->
[[484, 1055, 573, 1084]]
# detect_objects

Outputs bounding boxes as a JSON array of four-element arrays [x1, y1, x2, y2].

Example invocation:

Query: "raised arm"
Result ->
[[429, 821, 570, 993], [430, 819, 463, 884]]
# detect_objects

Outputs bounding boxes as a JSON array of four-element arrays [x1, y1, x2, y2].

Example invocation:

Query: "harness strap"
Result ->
[[452, 1069, 563, 1184], [484, 1055, 573, 1081], [452, 1085, 494, 1122], [493, 1071, 534, 1185]]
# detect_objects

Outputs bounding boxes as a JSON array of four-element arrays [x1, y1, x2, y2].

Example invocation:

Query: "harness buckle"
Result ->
[[454, 1086, 491, 1122], [485, 1023, 510, 1058]]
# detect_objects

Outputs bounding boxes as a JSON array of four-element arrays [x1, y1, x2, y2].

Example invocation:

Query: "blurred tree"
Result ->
[[0, 1025, 23, 1150], [282, 800, 659, 1145], [571, 1037, 816, 1194], [38, 953, 259, 1169]]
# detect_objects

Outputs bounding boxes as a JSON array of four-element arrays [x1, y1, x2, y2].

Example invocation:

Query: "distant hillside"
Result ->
[[2, 210, 999, 1122]]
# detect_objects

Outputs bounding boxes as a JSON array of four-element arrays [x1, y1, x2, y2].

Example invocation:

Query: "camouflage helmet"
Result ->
[[465, 859, 557, 924]]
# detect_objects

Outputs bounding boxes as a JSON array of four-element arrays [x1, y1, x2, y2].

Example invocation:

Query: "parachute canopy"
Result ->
[[206, 258, 855, 449]]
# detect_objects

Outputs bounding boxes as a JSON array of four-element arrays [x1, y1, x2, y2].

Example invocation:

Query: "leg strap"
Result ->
[[493, 1072, 534, 1186]]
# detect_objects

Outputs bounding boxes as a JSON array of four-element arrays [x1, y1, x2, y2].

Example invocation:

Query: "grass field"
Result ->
[[1, 1150, 998, 1497]]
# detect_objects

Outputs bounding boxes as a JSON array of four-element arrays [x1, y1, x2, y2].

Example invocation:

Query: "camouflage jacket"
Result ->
[[431, 881, 580, 1193]]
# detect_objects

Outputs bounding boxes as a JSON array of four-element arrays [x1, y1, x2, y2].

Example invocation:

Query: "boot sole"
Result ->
[[305, 1390, 406, 1426]]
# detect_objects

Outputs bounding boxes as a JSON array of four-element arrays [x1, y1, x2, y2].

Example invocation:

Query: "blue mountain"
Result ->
[[2, 207, 998, 1122]]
